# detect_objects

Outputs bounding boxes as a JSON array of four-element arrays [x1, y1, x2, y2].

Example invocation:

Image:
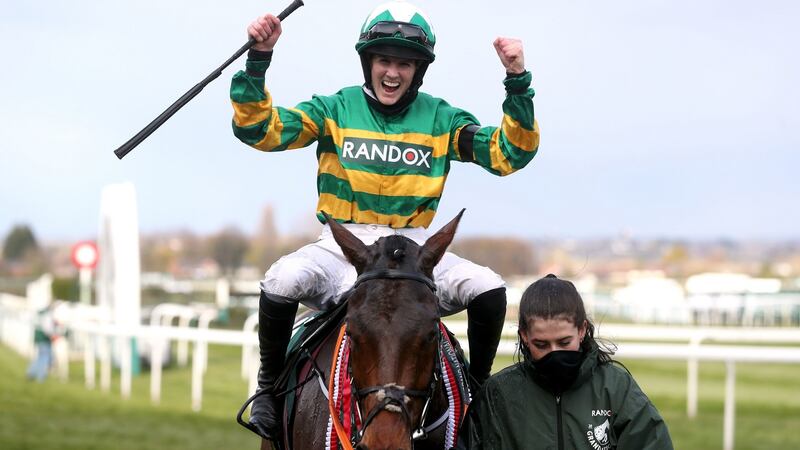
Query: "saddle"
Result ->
[[281, 300, 349, 436], [236, 299, 348, 449]]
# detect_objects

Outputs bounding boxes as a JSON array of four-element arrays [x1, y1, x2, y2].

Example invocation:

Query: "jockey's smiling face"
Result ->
[[371, 54, 417, 106], [519, 316, 587, 361]]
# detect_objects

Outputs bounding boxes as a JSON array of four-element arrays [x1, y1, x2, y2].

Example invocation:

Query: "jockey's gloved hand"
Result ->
[[249, 389, 282, 440]]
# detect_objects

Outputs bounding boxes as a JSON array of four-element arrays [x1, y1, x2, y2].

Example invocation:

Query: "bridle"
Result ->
[[353, 268, 438, 293], [348, 268, 444, 443], [353, 355, 440, 442]]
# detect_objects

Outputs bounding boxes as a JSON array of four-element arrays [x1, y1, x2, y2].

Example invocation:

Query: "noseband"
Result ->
[[353, 359, 440, 442], [349, 268, 442, 443]]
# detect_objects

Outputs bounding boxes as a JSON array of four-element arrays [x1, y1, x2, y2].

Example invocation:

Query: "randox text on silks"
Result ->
[[342, 137, 433, 173]]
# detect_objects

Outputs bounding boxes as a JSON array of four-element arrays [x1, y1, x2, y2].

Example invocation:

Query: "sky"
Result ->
[[0, 0, 798, 243]]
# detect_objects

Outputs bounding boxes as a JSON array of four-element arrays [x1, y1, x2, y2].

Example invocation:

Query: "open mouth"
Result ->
[[382, 80, 400, 95]]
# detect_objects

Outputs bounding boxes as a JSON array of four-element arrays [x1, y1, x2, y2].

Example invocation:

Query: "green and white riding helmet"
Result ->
[[355, 1, 436, 96], [356, 0, 436, 62]]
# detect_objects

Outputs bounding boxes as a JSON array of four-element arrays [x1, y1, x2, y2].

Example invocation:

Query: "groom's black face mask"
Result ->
[[530, 350, 584, 394]]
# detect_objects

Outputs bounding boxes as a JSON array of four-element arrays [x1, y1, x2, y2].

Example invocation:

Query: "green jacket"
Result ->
[[33, 308, 55, 345], [230, 56, 540, 229], [465, 346, 673, 450]]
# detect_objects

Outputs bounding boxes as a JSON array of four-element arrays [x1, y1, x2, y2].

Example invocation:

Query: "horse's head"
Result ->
[[325, 210, 464, 450]]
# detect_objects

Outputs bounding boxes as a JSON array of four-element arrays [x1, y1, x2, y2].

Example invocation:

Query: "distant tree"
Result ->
[[246, 205, 283, 270], [175, 231, 204, 269], [2, 224, 39, 262], [139, 230, 207, 275], [140, 235, 178, 273], [757, 261, 777, 278], [450, 237, 537, 277], [209, 226, 249, 276], [662, 243, 689, 277]]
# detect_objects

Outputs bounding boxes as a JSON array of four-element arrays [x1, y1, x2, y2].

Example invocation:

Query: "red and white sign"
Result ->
[[71, 241, 99, 269]]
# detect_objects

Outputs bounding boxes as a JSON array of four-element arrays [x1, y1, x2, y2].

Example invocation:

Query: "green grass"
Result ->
[[626, 359, 800, 450], [495, 354, 800, 450], [2, 345, 799, 449], [0, 343, 260, 450]]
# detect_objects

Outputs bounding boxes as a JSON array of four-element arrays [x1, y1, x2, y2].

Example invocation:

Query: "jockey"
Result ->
[[230, 0, 540, 440]]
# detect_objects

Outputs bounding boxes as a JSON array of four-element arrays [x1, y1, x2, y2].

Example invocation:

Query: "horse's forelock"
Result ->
[[350, 235, 436, 323], [376, 235, 419, 266]]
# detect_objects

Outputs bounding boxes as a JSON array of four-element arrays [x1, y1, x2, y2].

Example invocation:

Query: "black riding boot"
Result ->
[[466, 287, 507, 387], [249, 292, 299, 440]]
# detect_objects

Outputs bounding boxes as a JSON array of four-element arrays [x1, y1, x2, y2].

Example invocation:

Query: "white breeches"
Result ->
[[259, 223, 505, 315]]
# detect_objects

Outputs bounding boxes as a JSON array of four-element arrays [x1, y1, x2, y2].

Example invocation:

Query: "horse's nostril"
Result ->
[[355, 444, 369, 450]]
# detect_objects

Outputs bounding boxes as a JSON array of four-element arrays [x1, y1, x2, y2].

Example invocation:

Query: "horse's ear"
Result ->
[[322, 211, 369, 272], [419, 208, 465, 274]]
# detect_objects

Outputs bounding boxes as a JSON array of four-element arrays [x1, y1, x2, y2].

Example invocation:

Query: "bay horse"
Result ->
[[260, 210, 468, 450]]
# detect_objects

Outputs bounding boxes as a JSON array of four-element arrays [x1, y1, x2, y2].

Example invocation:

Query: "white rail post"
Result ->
[[242, 313, 259, 379], [150, 337, 165, 404], [99, 334, 112, 392], [198, 309, 218, 373], [723, 360, 736, 450], [120, 334, 132, 399], [54, 335, 70, 381], [192, 333, 205, 411], [177, 313, 193, 367], [83, 331, 96, 389], [687, 334, 703, 418], [248, 354, 259, 400]]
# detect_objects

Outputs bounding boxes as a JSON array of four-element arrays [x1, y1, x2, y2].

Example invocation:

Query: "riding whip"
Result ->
[[113, 0, 304, 160]]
